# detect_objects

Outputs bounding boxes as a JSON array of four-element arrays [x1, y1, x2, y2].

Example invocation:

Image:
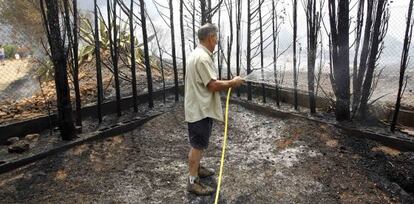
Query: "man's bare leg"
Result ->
[[187, 146, 214, 195], [188, 147, 203, 179]]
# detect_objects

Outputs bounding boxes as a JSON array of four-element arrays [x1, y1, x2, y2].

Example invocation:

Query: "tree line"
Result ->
[[14, 0, 413, 139]]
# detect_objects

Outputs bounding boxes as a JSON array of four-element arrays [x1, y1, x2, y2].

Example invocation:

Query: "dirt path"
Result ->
[[0, 103, 412, 203]]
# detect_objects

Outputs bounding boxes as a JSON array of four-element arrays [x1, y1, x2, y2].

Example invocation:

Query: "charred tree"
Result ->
[[236, 0, 242, 97], [107, 0, 122, 116], [225, 0, 233, 80], [193, 0, 197, 48], [146, 8, 167, 103], [359, 0, 389, 118], [94, 0, 104, 123], [201, 0, 207, 24], [62, 0, 82, 127], [352, 1, 373, 114], [328, 0, 350, 121], [130, 0, 138, 112], [72, 0, 81, 126], [259, 0, 266, 103], [304, 0, 322, 113], [351, 0, 365, 113], [207, 0, 212, 22], [272, 0, 280, 106], [218, 6, 222, 79], [293, 0, 298, 110], [180, 0, 186, 79], [40, 0, 76, 140], [391, 0, 414, 132], [201, 0, 222, 25], [151, 0, 175, 102], [169, 0, 179, 101], [350, 0, 390, 117], [140, 0, 154, 107], [246, 1, 252, 100]]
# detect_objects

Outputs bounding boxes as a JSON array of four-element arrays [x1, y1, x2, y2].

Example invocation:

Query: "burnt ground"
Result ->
[[0, 102, 413, 203]]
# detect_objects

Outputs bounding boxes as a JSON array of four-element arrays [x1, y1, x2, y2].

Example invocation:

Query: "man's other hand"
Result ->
[[230, 76, 244, 88]]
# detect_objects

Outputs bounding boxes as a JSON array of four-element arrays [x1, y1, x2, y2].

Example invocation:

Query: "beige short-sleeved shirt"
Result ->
[[184, 45, 223, 123]]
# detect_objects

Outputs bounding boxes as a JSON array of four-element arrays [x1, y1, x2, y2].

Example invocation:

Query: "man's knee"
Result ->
[[189, 148, 203, 160]]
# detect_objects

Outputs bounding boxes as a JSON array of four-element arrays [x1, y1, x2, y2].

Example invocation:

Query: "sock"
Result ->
[[189, 175, 197, 184]]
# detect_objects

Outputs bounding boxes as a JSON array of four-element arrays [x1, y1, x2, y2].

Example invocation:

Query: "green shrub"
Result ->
[[3, 44, 17, 59]]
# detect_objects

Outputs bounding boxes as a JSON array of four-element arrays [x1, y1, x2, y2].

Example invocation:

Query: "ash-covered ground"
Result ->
[[0, 103, 413, 203]]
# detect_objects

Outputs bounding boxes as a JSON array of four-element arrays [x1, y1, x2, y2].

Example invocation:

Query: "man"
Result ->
[[184, 23, 244, 196]]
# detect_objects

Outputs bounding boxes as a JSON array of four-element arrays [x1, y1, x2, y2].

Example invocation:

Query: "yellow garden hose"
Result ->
[[214, 87, 232, 204]]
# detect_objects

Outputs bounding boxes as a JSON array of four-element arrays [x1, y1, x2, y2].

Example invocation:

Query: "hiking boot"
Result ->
[[187, 178, 215, 196], [199, 166, 215, 178]]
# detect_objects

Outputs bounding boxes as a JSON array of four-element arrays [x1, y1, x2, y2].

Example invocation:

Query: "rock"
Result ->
[[75, 126, 82, 134], [8, 140, 30, 153], [340, 183, 348, 190], [35, 171, 47, 177], [24, 134, 40, 142], [401, 128, 414, 136], [6, 137, 20, 145]]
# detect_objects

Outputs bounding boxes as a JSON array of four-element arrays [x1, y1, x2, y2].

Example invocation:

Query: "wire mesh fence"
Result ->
[[0, 58, 55, 124], [0, 0, 413, 125], [0, 55, 181, 125]]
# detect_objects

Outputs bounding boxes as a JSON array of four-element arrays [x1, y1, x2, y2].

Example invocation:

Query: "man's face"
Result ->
[[206, 33, 218, 52]]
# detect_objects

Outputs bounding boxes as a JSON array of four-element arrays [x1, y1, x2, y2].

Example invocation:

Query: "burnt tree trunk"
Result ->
[[272, 0, 280, 107], [130, 0, 138, 112], [169, 0, 179, 101], [246, 1, 252, 100], [207, 0, 212, 23], [147, 9, 166, 103], [40, 0, 76, 140], [305, 0, 321, 114], [180, 0, 186, 79], [107, 0, 122, 116], [218, 7, 222, 80], [328, 0, 350, 121], [140, 0, 154, 107], [351, 0, 365, 113], [200, 0, 207, 25], [359, 0, 389, 118], [259, 0, 266, 103], [192, 0, 196, 49], [391, 0, 414, 132], [236, 0, 241, 97], [225, 0, 233, 80], [72, 0, 81, 126], [352, 0, 373, 113], [293, 0, 298, 110], [62, 0, 82, 127], [94, 0, 103, 123]]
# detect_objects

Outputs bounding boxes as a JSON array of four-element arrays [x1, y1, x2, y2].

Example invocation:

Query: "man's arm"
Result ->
[[207, 76, 244, 92]]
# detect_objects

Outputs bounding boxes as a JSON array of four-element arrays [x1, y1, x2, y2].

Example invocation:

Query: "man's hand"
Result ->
[[230, 76, 244, 88], [207, 76, 244, 92]]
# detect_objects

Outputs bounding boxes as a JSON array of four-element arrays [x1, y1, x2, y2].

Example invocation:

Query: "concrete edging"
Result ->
[[240, 84, 414, 128], [0, 85, 183, 143], [0, 112, 161, 174], [231, 98, 414, 151]]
